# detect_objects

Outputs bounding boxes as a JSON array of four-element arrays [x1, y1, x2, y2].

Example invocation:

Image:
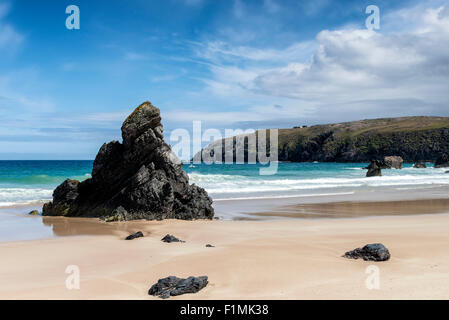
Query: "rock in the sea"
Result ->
[[28, 210, 39, 216], [42, 101, 214, 221], [148, 276, 208, 299], [366, 160, 382, 177], [161, 234, 184, 243], [413, 161, 427, 168], [383, 156, 403, 169], [435, 153, 449, 168], [125, 231, 144, 240], [343, 243, 391, 261]]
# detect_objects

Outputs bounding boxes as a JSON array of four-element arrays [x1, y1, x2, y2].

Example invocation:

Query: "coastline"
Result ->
[[2, 213, 449, 299], [2, 185, 449, 241], [2, 182, 449, 299]]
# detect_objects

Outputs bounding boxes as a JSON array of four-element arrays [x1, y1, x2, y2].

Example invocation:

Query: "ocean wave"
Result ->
[[0, 188, 53, 204], [1, 165, 448, 205], [188, 171, 449, 196], [0, 199, 49, 208], [0, 173, 91, 185], [214, 192, 355, 201], [188, 173, 248, 182]]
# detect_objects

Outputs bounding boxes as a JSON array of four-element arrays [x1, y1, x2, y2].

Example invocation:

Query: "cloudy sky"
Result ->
[[0, 0, 448, 159]]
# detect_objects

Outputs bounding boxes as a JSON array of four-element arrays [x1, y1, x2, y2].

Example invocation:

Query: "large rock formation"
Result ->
[[435, 153, 449, 168], [43, 101, 214, 221], [382, 156, 403, 169]]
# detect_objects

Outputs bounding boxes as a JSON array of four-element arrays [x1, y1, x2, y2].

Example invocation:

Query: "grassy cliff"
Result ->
[[197, 116, 449, 162]]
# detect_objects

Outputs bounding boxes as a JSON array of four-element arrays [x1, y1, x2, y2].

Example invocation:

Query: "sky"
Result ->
[[0, 0, 448, 159]]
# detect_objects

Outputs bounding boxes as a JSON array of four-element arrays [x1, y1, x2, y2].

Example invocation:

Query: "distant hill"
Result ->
[[195, 116, 449, 162]]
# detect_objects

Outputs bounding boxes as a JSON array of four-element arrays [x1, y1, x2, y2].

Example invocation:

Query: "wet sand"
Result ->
[[250, 198, 449, 219], [2, 195, 449, 299], [1, 211, 449, 299]]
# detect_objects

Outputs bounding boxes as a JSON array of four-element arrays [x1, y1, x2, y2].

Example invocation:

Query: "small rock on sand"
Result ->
[[148, 276, 208, 299], [125, 231, 144, 240], [343, 243, 390, 261], [161, 234, 184, 243]]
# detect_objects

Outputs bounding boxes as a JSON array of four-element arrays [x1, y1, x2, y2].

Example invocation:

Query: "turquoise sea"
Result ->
[[0, 160, 449, 207]]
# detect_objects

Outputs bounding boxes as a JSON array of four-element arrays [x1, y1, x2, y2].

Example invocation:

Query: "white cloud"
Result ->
[[192, 2, 449, 124], [0, 2, 23, 51], [198, 40, 316, 63], [0, 2, 10, 19]]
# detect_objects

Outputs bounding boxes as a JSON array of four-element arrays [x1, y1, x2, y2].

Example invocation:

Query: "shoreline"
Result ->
[[2, 192, 449, 299], [2, 213, 449, 299], [2, 191, 449, 242]]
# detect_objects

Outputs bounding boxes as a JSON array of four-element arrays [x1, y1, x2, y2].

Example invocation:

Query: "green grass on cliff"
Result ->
[[199, 116, 449, 162]]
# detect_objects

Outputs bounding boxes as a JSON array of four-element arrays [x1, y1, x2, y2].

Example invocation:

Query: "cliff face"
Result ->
[[196, 116, 449, 163], [43, 101, 214, 220]]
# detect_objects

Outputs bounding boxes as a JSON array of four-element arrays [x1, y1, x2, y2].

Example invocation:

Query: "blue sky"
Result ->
[[0, 0, 448, 159]]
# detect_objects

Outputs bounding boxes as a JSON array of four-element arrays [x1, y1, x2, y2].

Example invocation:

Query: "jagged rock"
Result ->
[[383, 156, 403, 169], [42, 101, 214, 221], [148, 276, 208, 299], [413, 161, 427, 168], [435, 153, 449, 168], [366, 160, 382, 177], [343, 243, 390, 261], [103, 206, 129, 222], [42, 179, 80, 216], [125, 231, 144, 240], [205, 244, 215, 247], [28, 210, 39, 216], [161, 234, 184, 243]]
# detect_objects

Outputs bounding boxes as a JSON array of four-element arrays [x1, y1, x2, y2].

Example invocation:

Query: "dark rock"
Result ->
[[366, 160, 382, 177], [435, 153, 449, 168], [103, 206, 129, 222], [28, 210, 39, 216], [42, 179, 80, 216], [42, 101, 214, 221], [148, 276, 208, 299], [205, 244, 214, 247], [125, 231, 144, 240], [413, 161, 427, 168], [343, 243, 390, 261], [383, 156, 403, 169], [161, 234, 184, 243]]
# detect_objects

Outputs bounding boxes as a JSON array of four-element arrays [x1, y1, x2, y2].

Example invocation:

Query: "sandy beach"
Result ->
[[2, 204, 449, 300]]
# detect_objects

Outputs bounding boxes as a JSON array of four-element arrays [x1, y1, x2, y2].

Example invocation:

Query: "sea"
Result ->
[[1, 160, 449, 208], [1, 160, 449, 241]]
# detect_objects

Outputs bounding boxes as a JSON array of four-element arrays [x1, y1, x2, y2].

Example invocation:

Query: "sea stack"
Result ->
[[366, 160, 382, 177], [383, 156, 403, 169], [43, 101, 214, 221]]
